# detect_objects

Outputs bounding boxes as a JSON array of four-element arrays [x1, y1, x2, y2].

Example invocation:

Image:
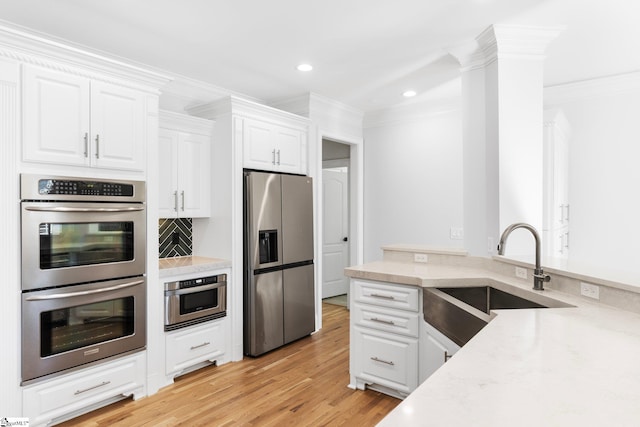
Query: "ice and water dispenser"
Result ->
[[258, 230, 278, 264]]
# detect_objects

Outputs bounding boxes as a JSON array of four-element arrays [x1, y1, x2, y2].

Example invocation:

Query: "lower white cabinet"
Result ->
[[350, 278, 463, 399], [351, 326, 418, 397], [165, 318, 229, 380], [419, 319, 460, 384], [349, 279, 420, 399], [23, 352, 146, 427]]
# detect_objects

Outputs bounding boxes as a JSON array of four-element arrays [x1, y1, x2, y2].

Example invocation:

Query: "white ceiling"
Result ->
[[0, 0, 639, 112]]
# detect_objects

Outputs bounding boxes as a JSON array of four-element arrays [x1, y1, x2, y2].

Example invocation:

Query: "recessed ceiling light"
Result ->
[[403, 90, 417, 98], [297, 63, 313, 72]]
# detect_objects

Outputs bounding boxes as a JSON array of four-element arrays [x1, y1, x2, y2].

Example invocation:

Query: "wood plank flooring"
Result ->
[[58, 303, 400, 426]]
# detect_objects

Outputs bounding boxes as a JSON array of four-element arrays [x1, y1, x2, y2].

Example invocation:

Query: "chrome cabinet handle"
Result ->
[[74, 381, 110, 395], [370, 317, 395, 325], [371, 356, 394, 366], [173, 190, 178, 212], [370, 293, 395, 300], [95, 134, 100, 159], [83, 133, 89, 158], [181, 190, 185, 211], [276, 149, 281, 165], [25, 280, 144, 301], [190, 342, 211, 350], [25, 206, 144, 213], [272, 149, 276, 165]]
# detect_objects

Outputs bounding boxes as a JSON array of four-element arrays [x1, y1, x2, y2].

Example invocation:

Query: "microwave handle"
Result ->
[[165, 282, 224, 296], [25, 280, 144, 301], [24, 206, 144, 213]]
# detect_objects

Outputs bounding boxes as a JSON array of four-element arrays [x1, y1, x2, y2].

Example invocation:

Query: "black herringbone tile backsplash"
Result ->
[[159, 218, 193, 258]]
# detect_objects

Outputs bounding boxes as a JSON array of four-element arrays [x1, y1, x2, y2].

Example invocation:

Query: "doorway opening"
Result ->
[[321, 139, 350, 306]]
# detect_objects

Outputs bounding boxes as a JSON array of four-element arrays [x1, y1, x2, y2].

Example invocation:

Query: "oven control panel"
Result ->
[[165, 274, 227, 291], [21, 174, 145, 202], [37, 178, 135, 197]]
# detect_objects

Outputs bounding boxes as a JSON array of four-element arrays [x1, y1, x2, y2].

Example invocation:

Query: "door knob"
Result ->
[[343, 237, 348, 242]]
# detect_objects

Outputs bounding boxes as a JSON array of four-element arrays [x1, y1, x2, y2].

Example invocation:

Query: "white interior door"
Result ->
[[322, 167, 349, 298]]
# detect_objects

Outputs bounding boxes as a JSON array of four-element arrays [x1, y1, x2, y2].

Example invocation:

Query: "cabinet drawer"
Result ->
[[352, 302, 419, 337], [352, 279, 419, 311], [166, 319, 228, 375], [23, 353, 145, 425], [352, 326, 418, 393]]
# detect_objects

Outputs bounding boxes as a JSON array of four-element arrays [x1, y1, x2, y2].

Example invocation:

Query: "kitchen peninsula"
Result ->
[[346, 245, 640, 427]]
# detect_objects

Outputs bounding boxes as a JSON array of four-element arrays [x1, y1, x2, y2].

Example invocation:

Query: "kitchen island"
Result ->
[[345, 246, 640, 427]]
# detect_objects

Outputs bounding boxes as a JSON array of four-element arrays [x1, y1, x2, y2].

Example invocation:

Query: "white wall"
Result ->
[[362, 108, 463, 261], [548, 83, 640, 279]]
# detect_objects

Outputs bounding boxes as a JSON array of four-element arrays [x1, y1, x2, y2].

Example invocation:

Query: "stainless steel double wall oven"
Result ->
[[20, 174, 147, 384]]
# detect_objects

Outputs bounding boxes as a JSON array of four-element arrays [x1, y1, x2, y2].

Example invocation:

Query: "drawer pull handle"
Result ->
[[74, 381, 110, 395], [444, 351, 453, 363], [371, 356, 395, 366], [370, 317, 395, 325], [370, 293, 395, 300], [191, 341, 211, 350]]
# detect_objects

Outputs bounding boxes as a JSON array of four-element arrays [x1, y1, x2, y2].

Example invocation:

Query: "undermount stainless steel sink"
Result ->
[[423, 282, 572, 347]]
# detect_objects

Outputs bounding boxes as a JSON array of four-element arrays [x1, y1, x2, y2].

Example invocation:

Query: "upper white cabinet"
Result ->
[[23, 65, 146, 171], [243, 117, 307, 174], [159, 111, 213, 218], [189, 96, 310, 175]]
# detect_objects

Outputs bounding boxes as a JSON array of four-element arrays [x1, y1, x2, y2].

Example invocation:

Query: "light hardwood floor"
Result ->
[[58, 303, 400, 426]]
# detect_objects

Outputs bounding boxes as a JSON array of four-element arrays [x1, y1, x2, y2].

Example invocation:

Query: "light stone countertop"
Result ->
[[158, 255, 231, 278], [345, 260, 640, 426]]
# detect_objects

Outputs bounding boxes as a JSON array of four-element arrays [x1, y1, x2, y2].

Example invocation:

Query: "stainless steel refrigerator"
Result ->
[[243, 170, 315, 356]]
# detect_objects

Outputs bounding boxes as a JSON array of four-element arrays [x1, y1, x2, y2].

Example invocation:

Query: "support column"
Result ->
[[451, 24, 562, 258]]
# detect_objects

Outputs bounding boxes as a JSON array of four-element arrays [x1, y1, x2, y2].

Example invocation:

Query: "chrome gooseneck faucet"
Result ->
[[497, 222, 551, 291]]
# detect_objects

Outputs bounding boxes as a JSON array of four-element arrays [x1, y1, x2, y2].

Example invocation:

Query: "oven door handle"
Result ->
[[25, 280, 144, 301], [24, 206, 144, 213]]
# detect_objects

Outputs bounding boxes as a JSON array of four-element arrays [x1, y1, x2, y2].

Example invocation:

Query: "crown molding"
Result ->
[[0, 20, 171, 92], [544, 71, 640, 105], [271, 92, 364, 138], [160, 74, 263, 113], [187, 95, 310, 127], [364, 97, 460, 129], [476, 24, 565, 66], [159, 110, 215, 135]]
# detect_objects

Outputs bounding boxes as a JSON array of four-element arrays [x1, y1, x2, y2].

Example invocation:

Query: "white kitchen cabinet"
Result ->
[[349, 279, 420, 399], [23, 65, 146, 171], [419, 319, 460, 384], [243, 117, 307, 174], [22, 352, 145, 427], [165, 318, 229, 381], [189, 96, 310, 176], [543, 108, 571, 258], [158, 111, 213, 218]]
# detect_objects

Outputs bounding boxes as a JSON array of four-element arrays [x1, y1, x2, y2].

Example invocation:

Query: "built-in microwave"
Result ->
[[164, 274, 227, 331]]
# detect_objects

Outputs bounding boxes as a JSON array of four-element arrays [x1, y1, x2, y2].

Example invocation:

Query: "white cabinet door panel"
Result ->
[[23, 66, 90, 166], [158, 128, 179, 217], [179, 132, 211, 217], [91, 81, 145, 170], [353, 326, 418, 394]]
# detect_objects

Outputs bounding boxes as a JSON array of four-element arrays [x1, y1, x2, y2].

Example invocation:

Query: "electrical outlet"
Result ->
[[488, 237, 494, 254], [414, 253, 428, 263], [581, 282, 600, 300], [450, 227, 464, 240], [515, 267, 527, 279]]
